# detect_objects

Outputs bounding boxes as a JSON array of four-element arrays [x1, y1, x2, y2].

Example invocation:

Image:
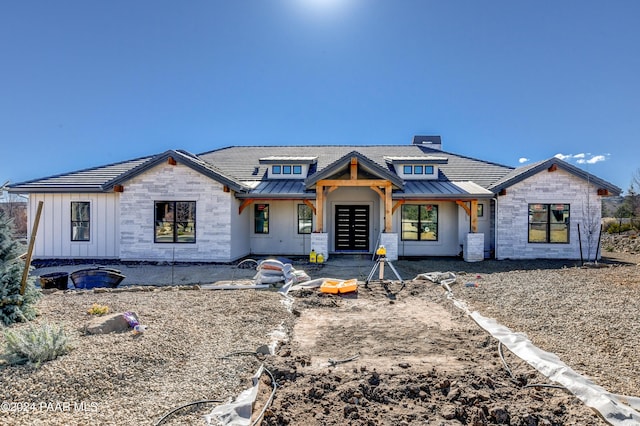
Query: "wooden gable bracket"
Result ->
[[113, 184, 124, 193], [303, 199, 316, 215], [370, 185, 385, 198], [597, 188, 610, 196], [392, 200, 405, 213], [327, 186, 339, 194], [548, 164, 558, 172], [239, 199, 254, 215], [223, 185, 230, 193], [350, 157, 358, 180], [455, 200, 471, 216], [455, 200, 478, 232], [498, 189, 507, 196], [168, 156, 177, 166]]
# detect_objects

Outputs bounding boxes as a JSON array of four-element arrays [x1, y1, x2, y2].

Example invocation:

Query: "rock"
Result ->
[[85, 312, 138, 334], [441, 404, 458, 420], [490, 406, 510, 424]]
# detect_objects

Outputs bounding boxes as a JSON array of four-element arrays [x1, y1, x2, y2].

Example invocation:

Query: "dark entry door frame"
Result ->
[[334, 205, 370, 252]]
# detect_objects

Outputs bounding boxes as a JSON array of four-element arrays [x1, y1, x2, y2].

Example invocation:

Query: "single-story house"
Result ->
[[8, 136, 621, 262]]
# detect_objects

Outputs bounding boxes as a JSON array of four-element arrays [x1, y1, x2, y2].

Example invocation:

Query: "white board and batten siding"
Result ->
[[27, 193, 120, 259], [249, 200, 314, 257], [496, 168, 603, 260], [119, 162, 237, 263], [395, 201, 461, 257]]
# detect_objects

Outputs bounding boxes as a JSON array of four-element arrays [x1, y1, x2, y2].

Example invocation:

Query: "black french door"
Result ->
[[335, 205, 370, 251]]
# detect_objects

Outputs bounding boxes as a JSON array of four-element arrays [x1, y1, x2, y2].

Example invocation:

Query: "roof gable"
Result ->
[[488, 157, 621, 195], [304, 151, 404, 189], [107, 150, 249, 192]]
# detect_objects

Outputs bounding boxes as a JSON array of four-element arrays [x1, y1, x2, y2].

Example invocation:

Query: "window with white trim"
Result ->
[[71, 201, 90, 241]]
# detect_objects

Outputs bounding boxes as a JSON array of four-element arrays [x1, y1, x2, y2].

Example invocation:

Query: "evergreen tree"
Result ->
[[616, 184, 638, 221], [0, 211, 41, 326]]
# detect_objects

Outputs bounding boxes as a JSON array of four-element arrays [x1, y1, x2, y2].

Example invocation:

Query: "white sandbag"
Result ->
[[257, 259, 285, 272], [254, 274, 285, 285]]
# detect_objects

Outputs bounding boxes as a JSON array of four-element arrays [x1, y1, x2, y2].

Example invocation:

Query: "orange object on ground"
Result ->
[[320, 279, 358, 294]]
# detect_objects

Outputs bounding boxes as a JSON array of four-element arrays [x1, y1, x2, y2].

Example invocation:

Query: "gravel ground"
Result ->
[[1, 237, 639, 425]]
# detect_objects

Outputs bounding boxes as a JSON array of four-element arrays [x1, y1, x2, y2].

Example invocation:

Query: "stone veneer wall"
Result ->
[[119, 163, 235, 262], [496, 168, 602, 260]]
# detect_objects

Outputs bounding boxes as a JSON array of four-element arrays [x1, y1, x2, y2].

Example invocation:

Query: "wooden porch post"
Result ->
[[470, 199, 478, 233], [316, 184, 324, 232], [385, 182, 392, 232]]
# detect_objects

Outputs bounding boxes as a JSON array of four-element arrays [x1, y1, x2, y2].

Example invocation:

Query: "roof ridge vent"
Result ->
[[412, 135, 442, 150]]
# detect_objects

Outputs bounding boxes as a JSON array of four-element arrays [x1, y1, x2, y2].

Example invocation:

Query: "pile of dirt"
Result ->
[[260, 282, 602, 425]]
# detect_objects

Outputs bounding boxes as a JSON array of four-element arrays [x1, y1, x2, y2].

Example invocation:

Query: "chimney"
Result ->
[[412, 135, 442, 150]]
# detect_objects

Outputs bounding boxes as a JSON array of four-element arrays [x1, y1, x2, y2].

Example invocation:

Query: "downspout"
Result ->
[[492, 197, 499, 260]]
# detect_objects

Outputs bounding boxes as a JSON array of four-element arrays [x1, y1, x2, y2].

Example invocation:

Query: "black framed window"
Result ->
[[71, 201, 90, 241], [283, 165, 291, 174], [477, 204, 484, 217], [414, 165, 423, 174], [403, 165, 412, 174], [155, 201, 196, 243], [293, 165, 302, 175], [425, 165, 434, 174], [272, 165, 281, 174], [255, 204, 269, 234], [298, 204, 312, 234], [401, 204, 438, 241], [528, 203, 570, 243]]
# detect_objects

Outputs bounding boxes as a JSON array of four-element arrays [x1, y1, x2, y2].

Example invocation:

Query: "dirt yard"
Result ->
[[1, 236, 639, 425]]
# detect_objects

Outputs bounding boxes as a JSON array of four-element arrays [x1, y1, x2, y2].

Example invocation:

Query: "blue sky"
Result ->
[[1, 1, 638, 193]]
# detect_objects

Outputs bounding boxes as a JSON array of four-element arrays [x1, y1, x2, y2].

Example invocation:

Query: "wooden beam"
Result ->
[[548, 164, 557, 172], [318, 178, 389, 187], [350, 157, 358, 180], [392, 200, 405, 213], [597, 188, 610, 196], [316, 184, 324, 232], [384, 183, 392, 232], [168, 156, 177, 165], [303, 199, 316, 215], [239, 199, 254, 215], [20, 200, 43, 295], [327, 186, 339, 194]]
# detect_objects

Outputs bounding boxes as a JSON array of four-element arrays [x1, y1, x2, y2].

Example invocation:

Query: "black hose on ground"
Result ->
[[154, 399, 224, 426]]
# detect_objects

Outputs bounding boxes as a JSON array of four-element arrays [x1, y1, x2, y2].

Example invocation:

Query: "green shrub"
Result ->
[[0, 211, 41, 326], [606, 221, 634, 234], [1, 322, 73, 367]]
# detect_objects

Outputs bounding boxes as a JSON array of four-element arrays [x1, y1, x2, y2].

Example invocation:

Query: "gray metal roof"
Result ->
[[398, 180, 493, 199], [237, 180, 315, 199]]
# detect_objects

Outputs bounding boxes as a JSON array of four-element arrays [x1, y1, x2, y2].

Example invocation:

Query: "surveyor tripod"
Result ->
[[365, 254, 404, 289]]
